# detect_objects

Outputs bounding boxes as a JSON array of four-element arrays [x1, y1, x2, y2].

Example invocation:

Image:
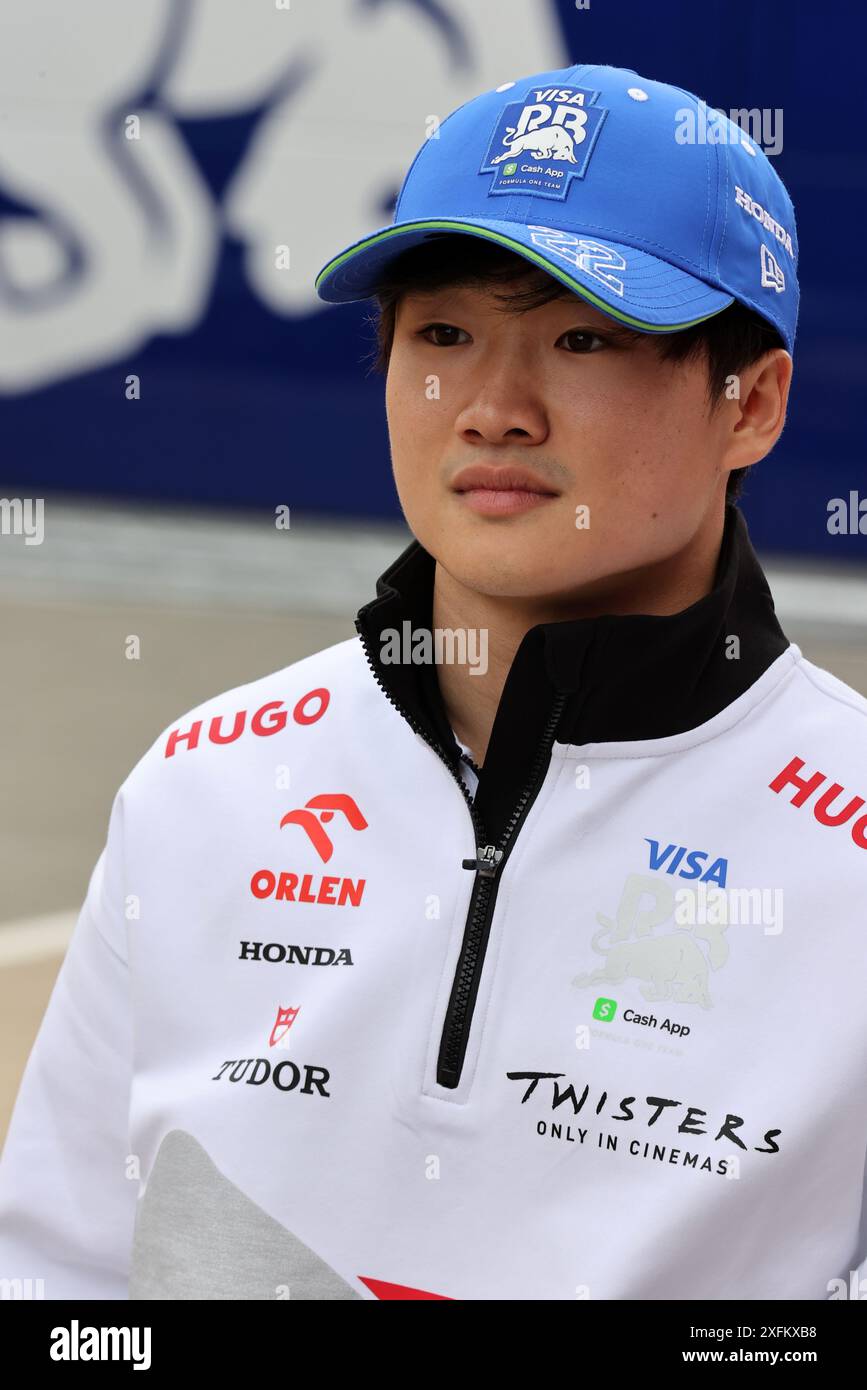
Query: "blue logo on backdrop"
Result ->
[[480, 84, 607, 200]]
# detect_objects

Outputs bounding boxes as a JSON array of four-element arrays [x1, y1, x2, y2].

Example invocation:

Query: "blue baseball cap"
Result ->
[[315, 62, 798, 353]]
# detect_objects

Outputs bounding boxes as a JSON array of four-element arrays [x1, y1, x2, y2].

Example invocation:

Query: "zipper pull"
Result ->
[[461, 844, 504, 877]]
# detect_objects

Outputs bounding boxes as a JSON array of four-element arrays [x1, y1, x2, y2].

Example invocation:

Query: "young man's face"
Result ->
[[385, 276, 775, 609]]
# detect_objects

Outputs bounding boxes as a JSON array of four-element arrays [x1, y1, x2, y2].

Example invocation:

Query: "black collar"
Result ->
[[355, 504, 790, 842]]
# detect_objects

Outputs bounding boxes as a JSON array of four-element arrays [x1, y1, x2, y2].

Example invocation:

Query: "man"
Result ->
[[1, 63, 865, 1302]]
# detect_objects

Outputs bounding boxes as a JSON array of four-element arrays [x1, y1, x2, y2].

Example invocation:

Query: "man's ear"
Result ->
[[723, 348, 793, 472]]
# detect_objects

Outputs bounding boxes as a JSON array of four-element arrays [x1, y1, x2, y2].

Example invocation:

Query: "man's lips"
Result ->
[[450, 465, 560, 495], [450, 465, 561, 516]]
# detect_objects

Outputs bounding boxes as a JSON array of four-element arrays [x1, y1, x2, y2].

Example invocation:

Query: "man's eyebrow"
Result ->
[[559, 307, 644, 343], [601, 323, 645, 344]]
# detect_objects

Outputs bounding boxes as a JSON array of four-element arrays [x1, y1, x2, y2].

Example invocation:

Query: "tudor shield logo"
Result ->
[[269, 1005, 300, 1048]]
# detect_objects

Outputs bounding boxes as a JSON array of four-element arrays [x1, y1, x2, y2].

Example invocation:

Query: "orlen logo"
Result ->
[[250, 797, 368, 907], [164, 688, 329, 757], [769, 756, 867, 849], [645, 838, 728, 887], [280, 793, 368, 863]]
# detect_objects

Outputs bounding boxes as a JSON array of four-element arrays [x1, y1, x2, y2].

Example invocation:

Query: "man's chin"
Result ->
[[434, 545, 604, 605]]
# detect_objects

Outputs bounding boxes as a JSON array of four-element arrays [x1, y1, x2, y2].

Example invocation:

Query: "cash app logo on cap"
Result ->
[[593, 997, 617, 1022]]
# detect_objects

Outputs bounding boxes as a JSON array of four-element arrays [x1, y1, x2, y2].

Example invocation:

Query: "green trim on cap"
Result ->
[[315, 219, 732, 332]]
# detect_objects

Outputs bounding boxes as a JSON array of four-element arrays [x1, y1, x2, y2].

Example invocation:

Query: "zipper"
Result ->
[[436, 688, 567, 1088], [355, 611, 567, 1090], [458, 749, 483, 778]]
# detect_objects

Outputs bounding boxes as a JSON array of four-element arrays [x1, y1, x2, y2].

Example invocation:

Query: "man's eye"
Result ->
[[417, 323, 469, 347], [557, 329, 606, 353]]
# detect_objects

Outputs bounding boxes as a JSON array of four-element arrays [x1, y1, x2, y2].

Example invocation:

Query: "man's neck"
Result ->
[[432, 503, 727, 766]]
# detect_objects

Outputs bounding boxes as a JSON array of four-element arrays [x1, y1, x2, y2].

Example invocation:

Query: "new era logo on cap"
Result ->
[[761, 244, 786, 293]]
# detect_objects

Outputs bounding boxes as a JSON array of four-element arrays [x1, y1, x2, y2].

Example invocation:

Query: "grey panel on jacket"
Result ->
[[129, 1130, 360, 1300]]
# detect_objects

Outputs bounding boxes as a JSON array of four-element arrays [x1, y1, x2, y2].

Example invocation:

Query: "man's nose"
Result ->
[[453, 356, 548, 445]]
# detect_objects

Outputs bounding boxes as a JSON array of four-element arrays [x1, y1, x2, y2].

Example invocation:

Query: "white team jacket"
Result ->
[[1, 503, 866, 1301]]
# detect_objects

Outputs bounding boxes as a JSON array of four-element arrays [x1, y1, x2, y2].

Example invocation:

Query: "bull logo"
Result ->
[[490, 114, 585, 164], [269, 1005, 300, 1048], [279, 793, 368, 863], [572, 873, 730, 1010]]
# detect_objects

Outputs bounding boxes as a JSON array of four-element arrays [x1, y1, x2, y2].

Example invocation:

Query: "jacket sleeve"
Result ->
[[0, 786, 139, 1299]]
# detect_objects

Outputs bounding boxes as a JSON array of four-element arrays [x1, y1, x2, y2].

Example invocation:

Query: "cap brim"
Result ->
[[314, 217, 734, 333]]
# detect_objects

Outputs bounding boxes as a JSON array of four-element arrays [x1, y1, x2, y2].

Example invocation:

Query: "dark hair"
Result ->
[[365, 234, 787, 505]]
